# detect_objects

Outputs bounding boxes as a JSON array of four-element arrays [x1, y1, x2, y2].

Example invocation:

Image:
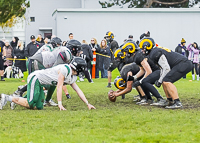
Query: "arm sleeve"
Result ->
[[60, 66, 70, 78], [24, 45, 29, 58], [12, 48, 15, 57], [88, 47, 93, 60], [158, 54, 171, 83], [187, 44, 192, 51], [191, 47, 199, 54]]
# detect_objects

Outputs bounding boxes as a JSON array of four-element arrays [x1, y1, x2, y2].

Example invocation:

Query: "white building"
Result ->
[[1, 0, 200, 50]]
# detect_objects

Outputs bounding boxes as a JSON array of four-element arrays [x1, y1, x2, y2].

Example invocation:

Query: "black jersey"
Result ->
[[0, 41, 5, 56], [120, 63, 140, 81], [110, 40, 119, 54], [149, 47, 188, 69], [133, 50, 159, 72]]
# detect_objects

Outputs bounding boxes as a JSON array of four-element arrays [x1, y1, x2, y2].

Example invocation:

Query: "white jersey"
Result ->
[[34, 44, 53, 55], [52, 46, 69, 57], [41, 51, 56, 68], [28, 64, 77, 86]]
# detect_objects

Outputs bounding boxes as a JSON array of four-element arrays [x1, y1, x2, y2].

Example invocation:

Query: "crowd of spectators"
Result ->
[[0, 33, 199, 82]]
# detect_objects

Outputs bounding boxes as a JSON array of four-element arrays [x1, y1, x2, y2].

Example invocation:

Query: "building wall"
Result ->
[[25, 0, 82, 45], [53, 9, 200, 50], [0, 20, 25, 42]]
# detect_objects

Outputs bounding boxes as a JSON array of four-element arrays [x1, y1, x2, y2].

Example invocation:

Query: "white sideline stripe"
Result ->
[[29, 76, 38, 102]]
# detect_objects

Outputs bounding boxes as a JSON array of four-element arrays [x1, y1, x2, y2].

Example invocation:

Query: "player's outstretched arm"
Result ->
[[57, 72, 66, 111], [70, 82, 96, 110]]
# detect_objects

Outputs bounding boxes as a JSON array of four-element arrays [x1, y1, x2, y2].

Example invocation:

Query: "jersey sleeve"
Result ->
[[60, 65, 71, 78], [135, 52, 145, 67], [150, 49, 163, 64]]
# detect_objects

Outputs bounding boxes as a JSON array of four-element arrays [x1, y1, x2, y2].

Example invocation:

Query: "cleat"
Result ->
[[14, 90, 23, 97], [0, 94, 9, 109], [136, 98, 154, 105], [43, 99, 58, 106], [18, 85, 25, 90], [79, 77, 84, 82], [66, 94, 71, 99], [106, 83, 112, 88], [136, 98, 147, 105], [150, 98, 167, 106], [165, 101, 183, 109], [133, 95, 141, 100], [133, 98, 141, 102], [140, 99, 154, 105]]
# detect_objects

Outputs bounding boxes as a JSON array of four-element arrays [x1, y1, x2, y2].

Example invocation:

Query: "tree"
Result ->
[[99, 0, 199, 8], [0, 0, 30, 37]]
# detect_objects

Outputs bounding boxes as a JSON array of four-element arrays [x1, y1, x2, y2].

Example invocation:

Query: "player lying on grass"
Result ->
[[0, 57, 96, 110], [140, 37, 193, 109]]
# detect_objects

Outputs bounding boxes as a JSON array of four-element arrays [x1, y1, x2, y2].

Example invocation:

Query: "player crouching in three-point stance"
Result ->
[[0, 57, 96, 110], [108, 63, 147, 102], [140, 37, 192, 109]]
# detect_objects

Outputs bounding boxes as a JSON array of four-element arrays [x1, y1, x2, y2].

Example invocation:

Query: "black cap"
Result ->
[[30, 35, 35, 39], [128, 35, 133, 39]]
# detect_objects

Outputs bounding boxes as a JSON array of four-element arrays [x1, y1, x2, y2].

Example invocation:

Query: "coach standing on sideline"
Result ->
[[25, 35, 41, 58]]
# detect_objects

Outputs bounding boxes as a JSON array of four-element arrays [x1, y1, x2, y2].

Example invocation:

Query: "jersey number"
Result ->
[[158, 46, 171, 52]]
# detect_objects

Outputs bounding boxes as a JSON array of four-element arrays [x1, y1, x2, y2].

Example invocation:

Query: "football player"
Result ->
[[105, 31, 119, 88], [0, 57, 96, 110], [140, 37, 193, 109]]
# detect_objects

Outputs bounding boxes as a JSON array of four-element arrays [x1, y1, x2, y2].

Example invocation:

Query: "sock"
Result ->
[[167, 98, 173, 101], [8, 96, 13, 102], [141, 95, 146, 99], [1, 76, 4, 80], [108, 83, 111, 86], [46, 86, 56, 102], [66, 94, 69, 97], [174, 98, 180, 103], [84, 70, 92, 82]]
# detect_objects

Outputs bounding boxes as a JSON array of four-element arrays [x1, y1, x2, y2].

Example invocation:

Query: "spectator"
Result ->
[[10, 37, 19, 48], [69, 33, 73, 40], [62, 41, 67, 46], [4, 40, 13, 77], [140, 31, 150, 40], [175, 38, 189, 78], [25, 35, 41, 58], [89, 38, 100, 78], [128, 35, 133, 40], [187, 42, 200, 80], [12, 40, 27, 73], [0, 40, 6, 81], [36, 34, 44, 45], [81, 40, 93, 82], [43, 37, 49, 45], [98, 39, 110, 78], [66, 33, 74, 45], [175, 38, 189, 57]]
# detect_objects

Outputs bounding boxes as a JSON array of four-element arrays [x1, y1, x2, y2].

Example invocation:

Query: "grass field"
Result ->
[[0, 70, 200, 143]]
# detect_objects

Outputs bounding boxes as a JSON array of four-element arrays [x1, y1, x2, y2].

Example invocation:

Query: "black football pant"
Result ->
[[141, 70, 163, 100]]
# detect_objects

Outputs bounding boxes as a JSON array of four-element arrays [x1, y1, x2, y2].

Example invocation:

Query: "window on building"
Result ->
[[30, 17, 35, 22]]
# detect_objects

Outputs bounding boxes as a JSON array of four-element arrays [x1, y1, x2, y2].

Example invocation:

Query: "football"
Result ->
[[108, 90, 116, 102]]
